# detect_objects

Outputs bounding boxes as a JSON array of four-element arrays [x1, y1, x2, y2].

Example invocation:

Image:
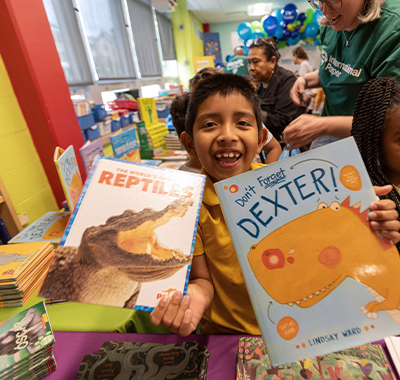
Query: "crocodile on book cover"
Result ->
[[39, 156, 205, 310], [215, 137, 400, 366]]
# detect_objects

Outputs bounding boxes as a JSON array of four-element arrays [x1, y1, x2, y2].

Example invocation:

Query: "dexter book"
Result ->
[[39, 156, 205, 310], [215, 137, 400, 366]]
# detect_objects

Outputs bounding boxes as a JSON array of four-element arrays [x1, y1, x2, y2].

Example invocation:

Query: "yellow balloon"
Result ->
[[306, 38, 314, 43], [287, 23, 295, 32], [300, 25, 306, 33]]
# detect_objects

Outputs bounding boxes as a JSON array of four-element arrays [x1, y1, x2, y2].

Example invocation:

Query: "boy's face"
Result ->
[[380, 108, 400, 183], [182, 93, 267, 182]]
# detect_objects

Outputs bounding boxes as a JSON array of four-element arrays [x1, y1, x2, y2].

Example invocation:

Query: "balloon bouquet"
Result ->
[[230, 3, 323, 62]]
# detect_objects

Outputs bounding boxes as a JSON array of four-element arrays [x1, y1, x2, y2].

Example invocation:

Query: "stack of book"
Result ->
[[164, 133, 184, 151], [0, 302, 56, 379], [76, 340, 209, 379], [0, 242, 55, 308], [235, 337, 396, 379]]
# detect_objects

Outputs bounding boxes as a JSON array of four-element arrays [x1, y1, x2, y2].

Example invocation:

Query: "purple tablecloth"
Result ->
[[48, 331, 242, 379]]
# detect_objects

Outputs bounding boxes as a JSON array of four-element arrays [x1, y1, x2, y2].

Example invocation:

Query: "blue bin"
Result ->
[[121, 116, 129, 127], [82, 130, 87, 142], [78, 114, 96, 131], [86, 125, 100, 140], [111, 118, 121, 132], [129, 111, 139, 124], [92, 104, 108, 121]]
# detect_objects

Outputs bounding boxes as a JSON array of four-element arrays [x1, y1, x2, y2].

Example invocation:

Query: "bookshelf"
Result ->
[[0, 177, 23, 238]]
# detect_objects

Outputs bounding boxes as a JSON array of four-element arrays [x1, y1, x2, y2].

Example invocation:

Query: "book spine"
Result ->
[[54, 161, 73, 212], [0, 217, 11, 243]]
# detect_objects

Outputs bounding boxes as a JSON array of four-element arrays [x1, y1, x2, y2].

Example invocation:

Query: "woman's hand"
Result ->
[[150, 282, 209, 336], [290, 75, 308, 106], [371, 185, 400, 244], [283, 114, 325, 149]]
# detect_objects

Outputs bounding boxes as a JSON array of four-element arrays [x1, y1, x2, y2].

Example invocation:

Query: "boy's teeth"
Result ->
[[216, 152, 240, 158]]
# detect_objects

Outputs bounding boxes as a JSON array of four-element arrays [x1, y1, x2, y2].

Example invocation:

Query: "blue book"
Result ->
[[215, 137, 400, 366], [110, 128, 141, 163]]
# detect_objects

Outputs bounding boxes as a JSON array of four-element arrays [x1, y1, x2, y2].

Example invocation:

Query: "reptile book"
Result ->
[[39, 156, 205, 310], [54, 146, 83, 212], [215, 137, 400, 366]]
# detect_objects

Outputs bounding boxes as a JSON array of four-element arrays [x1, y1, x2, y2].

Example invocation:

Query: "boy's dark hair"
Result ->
[[170, 92, 190, 138], [189, 67, 218, 91], [292, 46, 308, 60], [185, 73, 263, 138], [351, 77, 400, 251], [249, 37, 281, 63]]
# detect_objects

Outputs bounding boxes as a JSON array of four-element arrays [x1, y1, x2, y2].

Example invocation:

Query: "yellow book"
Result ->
[[138, 98, 159, 128]]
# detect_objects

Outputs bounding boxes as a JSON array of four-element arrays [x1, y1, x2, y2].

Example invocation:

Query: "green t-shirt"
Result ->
[[319, 0, 400, 118], [224, 55, 249, 76]]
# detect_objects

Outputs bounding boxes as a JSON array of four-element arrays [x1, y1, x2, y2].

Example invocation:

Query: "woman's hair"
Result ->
[[170, 92, 190, 138], [185, 73, 263, 138], [319, 0, 385, 26], [351, 77, 400, 251], [189, 67, 218, 91], [248, 37, 281, 63], [292, 46, 308, 60]]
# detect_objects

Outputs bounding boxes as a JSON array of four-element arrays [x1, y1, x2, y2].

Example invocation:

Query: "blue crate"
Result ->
[[129, 111, 139, 124], [121, 115, 129, 127], [111, 118, 122, 132], [86, 125, 99, 140], [157, 108, 170, 118], [82, 130, 87, 142], [92, 104, 108, 121], [78, 113, 96, 131]]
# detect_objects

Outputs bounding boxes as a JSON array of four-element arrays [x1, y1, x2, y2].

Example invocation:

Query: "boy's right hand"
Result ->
[[149, 283, 209, 336]]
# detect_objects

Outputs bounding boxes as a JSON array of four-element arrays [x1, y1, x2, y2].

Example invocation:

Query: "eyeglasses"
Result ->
[[253, 38, 279, 55], [308, 0, 343, 11]]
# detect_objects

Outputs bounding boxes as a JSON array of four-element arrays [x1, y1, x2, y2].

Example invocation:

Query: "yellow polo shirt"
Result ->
[[193, 163, 264, 335]]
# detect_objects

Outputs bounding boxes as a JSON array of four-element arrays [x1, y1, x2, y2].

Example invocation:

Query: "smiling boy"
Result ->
[[150, 73, 400, 337]]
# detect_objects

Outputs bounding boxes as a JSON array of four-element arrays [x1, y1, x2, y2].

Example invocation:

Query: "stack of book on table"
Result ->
[[235, 337, 396, 380], [164, 133, 184, 151], [76, 340, 209, 379], [0, 242, 55, 308], [0, 301, 56, 379]]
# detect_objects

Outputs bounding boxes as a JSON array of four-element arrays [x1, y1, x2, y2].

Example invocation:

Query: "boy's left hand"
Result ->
[[370, 185, 400, 244]]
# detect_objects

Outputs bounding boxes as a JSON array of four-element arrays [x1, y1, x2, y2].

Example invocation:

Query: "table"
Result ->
[[0, 291, 169, 334], [48, 332, 240, 379]]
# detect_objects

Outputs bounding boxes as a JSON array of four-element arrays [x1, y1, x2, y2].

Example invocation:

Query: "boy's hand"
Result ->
[[370, 185, 400, 244], [150, 283, 209, 336]]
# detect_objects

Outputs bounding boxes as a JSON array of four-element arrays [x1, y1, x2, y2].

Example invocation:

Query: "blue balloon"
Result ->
[[313, 10, 323, 23], [241, 45, 248, 55], [283, 29, 291, 40], [295, 25, 301, 31], [287, 35, 301, 46], [226, 55, 233, 62], [273, 9, 284, 24], [298, 12, 307, 22], [251, 29, 265, 39], [314, 37, 321, 46], [263, 16, 278, 36], [300, 32, 307, 40], [304, 22, 319, 39], [275, 27, 284, 40], [282, 3, 298, 23], [237, 22, 252, 41], [291, 30, 299, 39]]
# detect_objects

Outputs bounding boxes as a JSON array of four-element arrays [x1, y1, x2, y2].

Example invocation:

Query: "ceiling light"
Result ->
[[247, 3, 273, 17]]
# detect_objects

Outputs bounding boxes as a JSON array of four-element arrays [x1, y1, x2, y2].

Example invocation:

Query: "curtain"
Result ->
[[156, 11, 176, 61]]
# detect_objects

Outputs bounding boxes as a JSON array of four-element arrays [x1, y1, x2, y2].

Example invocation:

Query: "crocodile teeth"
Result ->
[[330, 282, 334, 286], [296, 301, 301, 305], [302, 298, 307, 302], [308, 295, 313, 299], [314, 291, 320, 295], [321, 288, 326, 292], [326, 285, 330, 289], [288, 303, 293, 307]]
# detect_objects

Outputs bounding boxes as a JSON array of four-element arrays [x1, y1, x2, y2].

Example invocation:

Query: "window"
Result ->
[[156, 11, 176, 61]]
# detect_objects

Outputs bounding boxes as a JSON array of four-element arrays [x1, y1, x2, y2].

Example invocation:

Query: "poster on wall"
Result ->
[[203, 32, 222, 66]]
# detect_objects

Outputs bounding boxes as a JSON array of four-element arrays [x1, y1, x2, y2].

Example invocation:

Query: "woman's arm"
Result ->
[[262, 135, 282, 164], [290, 70, 320, 106], [283, 115, 353, 150]]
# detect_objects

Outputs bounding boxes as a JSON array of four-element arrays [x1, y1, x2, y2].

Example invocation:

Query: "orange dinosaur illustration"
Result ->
[[248, 197, 400, 319]]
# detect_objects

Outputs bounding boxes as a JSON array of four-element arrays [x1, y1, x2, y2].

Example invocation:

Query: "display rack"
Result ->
[[0, 176, 23, 238]]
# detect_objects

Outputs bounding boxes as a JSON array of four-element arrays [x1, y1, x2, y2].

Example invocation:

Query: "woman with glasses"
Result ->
[[284, 0, 400, 150], [247, 37, 306, 144]]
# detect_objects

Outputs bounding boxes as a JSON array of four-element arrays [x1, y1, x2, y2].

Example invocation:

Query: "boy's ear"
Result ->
[[256, 127, 269, 153], [180, 131, 198, 158]]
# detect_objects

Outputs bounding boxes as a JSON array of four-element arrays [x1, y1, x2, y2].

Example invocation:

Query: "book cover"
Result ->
[[79, 139, 104, 175], [8, 212, 70, 245], [0, 302, 55, 371], [39, 156, 205, 310], [54, 146, 83, 212], [110, 128, 141, 163], [235, 337, 395, 380], [215, 137, 400, 365], [136, 121, 149, 150], [138, 98, 159, 128]]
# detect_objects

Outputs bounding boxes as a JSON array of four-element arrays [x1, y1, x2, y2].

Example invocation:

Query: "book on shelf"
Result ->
[[215, 137, 400, 366], [39, 156, 205, 310], [0, 301, 56, 379], [54, 146, 83, 212], [75, 340, 209, 380], [8, 211, 70, 245], [159, 161, 187, 170], [0, 242, 55, 307], [164, 133, 184, 151], [79, 139, 104, 175], [235, 336, 396, 380], [153, 150, 189, 162], [137, 98, 159, 128], [140, 159, 162, 166], [110, 128, 141, 163]]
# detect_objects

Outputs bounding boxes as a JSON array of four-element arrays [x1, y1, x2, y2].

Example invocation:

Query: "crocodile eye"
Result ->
[[330, 201, 340, 211], [317, 202, 328, 210]]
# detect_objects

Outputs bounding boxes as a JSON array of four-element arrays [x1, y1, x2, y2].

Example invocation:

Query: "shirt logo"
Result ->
[[320, 49, 328, 65]]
